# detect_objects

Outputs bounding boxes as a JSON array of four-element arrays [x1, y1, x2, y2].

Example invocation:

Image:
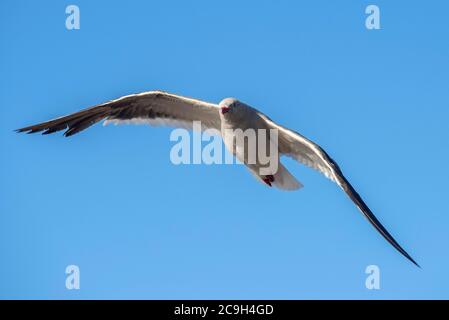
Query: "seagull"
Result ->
[[16, 90, 419, 266]]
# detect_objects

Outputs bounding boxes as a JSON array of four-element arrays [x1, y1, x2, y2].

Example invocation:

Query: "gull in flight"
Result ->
[[16, 90, 418, 266]]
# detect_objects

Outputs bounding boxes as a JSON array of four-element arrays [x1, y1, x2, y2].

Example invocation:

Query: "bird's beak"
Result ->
[[221, 106, 230, 114]]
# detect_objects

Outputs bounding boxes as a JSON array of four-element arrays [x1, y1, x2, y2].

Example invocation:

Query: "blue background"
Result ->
[[1, 0, 448, 299]]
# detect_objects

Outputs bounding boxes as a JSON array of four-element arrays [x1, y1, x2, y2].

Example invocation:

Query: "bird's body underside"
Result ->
[[16, 90, 419, 267]]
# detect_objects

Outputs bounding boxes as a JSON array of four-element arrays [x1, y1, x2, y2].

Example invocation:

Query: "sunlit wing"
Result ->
[[262, 115, 419, 267], [16, 91, 221, 137]]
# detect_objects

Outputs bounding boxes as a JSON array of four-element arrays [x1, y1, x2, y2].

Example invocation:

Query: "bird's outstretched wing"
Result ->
[[262, 115, 419, 267], [16, 91, 221, 137]]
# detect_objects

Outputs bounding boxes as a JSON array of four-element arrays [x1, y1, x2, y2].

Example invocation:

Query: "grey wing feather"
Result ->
[[262, 114, 419, 267], [16, 91, 221, 137]]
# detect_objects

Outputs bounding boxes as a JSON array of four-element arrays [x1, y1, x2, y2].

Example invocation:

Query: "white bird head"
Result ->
[[219, 98, 251, 121]]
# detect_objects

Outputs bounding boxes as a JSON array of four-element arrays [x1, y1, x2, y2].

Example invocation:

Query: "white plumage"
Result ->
[[17, 90, 419, 267]]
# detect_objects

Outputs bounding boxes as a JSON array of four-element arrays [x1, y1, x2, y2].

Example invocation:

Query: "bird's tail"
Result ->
[[272, 163, 303, 190], [248, 163, 303, 191]]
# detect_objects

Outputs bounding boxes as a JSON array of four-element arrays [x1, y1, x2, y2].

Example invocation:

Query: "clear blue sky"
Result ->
[[1, 0, 448, 299]]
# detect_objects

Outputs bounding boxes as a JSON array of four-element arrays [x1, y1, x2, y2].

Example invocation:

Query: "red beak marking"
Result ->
[[221, 106, 230, 114]]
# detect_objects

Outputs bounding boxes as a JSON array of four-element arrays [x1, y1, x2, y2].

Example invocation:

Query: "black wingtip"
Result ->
[[334, 172, 420, 268], [15, 127, 41, 134], [406, 254, 421, 268], [389, 237, 420, 268]]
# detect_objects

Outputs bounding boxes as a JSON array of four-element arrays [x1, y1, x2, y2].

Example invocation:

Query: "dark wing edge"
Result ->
[[318, 147, 420, 268], [16, 104, 111, 137], [15, 91, 221, 137], [263, 116, 420, 267]]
